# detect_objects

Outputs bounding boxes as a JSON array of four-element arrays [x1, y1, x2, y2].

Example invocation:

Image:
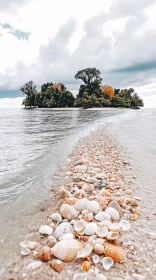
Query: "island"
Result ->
[[21, 68, 144, 109]]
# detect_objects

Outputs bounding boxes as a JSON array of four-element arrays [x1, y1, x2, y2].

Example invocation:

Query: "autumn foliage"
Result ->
[[102, 85, 114, 99]]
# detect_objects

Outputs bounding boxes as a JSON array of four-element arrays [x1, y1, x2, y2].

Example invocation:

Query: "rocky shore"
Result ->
[[4, 128, 156, 280]]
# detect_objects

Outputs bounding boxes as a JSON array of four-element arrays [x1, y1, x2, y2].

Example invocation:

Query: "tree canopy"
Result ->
[[21, 67, 144, 109]]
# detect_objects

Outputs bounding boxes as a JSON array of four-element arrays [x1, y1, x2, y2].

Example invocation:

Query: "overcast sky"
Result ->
[[0, 0, 156, 107]]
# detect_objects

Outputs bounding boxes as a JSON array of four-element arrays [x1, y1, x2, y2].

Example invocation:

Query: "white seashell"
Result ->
[[26, 261, 42, 271], [93, 244, 104, 255], [20, 241, 29, 248], [74, 220, 85, 233], [77, 245, 93, 258], [21, 248, 31, 256], [92, 255, 100, 264], [87, 236, 96, 246], [39, 225, 53, 235], [102, 257, 114, 271], [119, 220, 131, 231], [75, 165, 87, 172], [84, 185, 95, 192], [95, 238, 105, 245], [73, 274, 88, 280], [74, 198, 89, 212], [97, 221, 112, 228], [85, 177, 97, 184], [59, 233, 74, 240], [60, 204, 79, 221], [96, 226, 108, 238], [82, 210, 93, 222], [28, 242, 38, 250], [106, 232, 119, 240], [84, 222, 97, 235], [51, 239, 84, 262], [54, 222, 74, 239], [105, 207, 119, 221], [96, 274, 107, 280], [108, 223, 122, 232], [48, 236, 57, 246], [50, 213, 62, 222], [86, 201, 100, 214], [95, 212, 111, 222], [122, 237, 131, 245]]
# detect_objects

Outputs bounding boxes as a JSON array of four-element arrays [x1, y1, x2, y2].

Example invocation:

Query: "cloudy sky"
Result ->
[[0, 0, 156, 108]]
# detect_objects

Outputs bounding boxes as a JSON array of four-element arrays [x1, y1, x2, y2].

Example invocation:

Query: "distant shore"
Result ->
[[35, 107, 128, 111]]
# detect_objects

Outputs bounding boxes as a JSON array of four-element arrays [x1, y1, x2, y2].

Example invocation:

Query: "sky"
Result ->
[[0, 0, 156, 108]]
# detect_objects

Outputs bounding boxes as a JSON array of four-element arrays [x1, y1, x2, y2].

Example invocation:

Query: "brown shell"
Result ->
[[63, 197, 78, 205], [37, 247, 51, 262], [50, 259, 64, 273], [104, 243, 126, 262], [82, 261, 90, 271]]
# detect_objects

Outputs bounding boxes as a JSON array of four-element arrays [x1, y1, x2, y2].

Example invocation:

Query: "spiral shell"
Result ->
[[51, 239, 84, 262], [54, 222, 74, 239], [60, 204, 79, 221], [37, 247, 51, 262], [104, 243, 126, 262]]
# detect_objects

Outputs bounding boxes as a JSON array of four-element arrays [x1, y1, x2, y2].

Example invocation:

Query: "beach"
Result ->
[[0, 108, 156, 280]]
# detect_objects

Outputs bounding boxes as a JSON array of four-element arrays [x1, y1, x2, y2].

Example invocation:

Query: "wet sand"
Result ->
[[1, 126, 156, 280]]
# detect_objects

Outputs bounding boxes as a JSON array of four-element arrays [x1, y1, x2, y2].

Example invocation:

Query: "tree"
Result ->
[[102, 85, 114, 99], [58, 91, 75, 107], [20, 81, 37, 107], [111, 96, 126, 107], [130, 93, 144, 108]]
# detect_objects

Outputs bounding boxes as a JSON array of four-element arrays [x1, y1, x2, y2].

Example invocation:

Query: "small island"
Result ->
[[21, 68, 144, 109]]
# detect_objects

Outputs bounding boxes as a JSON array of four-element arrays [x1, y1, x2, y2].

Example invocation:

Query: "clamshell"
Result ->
[[102, 257, 114, 271], [105, 207, 119, 221], [60, 204, 79, 221]]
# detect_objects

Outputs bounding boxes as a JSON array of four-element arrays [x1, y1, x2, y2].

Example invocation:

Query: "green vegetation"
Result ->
[[21, 68, 144, 109]]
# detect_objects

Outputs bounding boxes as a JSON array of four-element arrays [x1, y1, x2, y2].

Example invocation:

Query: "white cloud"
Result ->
[[0, 97, 23, 108]]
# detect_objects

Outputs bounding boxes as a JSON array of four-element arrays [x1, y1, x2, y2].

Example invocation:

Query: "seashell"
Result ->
[[74, 220, 85, 233], [86, 201, 100, 214], [104, 243, 126, 262], [106, 232, 119, 240], [54, 222, 74, 239], [59, 233, 75, 240], [77, 244, 93, 259], [95, 274, 107, 280], [95, 212, 111, 222], [73, 274, 88, 280], [74, 198, 89, 212], [60, 204, 79, 221], [130, 199, 138, 206], [87, 236, 96, 246], [26, 261, 42, 271], [122, 237, 131, 246], [108, 200, 121, 213], [58, 187, 71, 198], [51, 239, 84, 262], [75, 165, 87, 172], [48, 236, 57, 247], [129, 214, 137, 221], [39, 225, 53, 235], [97, 221, 112, 228], [28, 242, 38, 250], [50, 259, 64, 273], [37, 247, 51, 262], [84, 222, 97, 235], [79, 236, 89, 242], [82, 261, 90, 271], [108, 223, 122, 232], [76, 190, 87, 199], [93, 244, 104, 255], [85, 177, 97, 184], [63, 196, 78, 205], [20, 241, 29, 248], [51, 213, 62, 223], [132, 209, 142, 216], [21, 248, 31, 256], [84, 185, 95, 192], [92, 255, 100, 264], [119, 220, 130, 231], [102, 257, 114, 271], [105, 207, 119, 221], [95, 238, 105, 245], [96, 226, 108, 238], [82, 210, 93, 222]]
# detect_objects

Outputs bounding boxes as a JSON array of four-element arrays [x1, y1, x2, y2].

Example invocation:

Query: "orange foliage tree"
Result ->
[[102, 85, 114, 99]]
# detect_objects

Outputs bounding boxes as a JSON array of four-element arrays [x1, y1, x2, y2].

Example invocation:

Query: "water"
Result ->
[[0, 108, 125, 267]]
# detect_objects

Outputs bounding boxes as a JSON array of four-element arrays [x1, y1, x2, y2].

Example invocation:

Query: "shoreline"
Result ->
[[35, 107, 128, 111], [3, 127, 154, 280]]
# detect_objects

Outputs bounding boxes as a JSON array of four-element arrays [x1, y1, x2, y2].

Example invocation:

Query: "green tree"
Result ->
[[58, 91, 75, 107], [130, 93, 144, 108], [20, 81, 37, 107]]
